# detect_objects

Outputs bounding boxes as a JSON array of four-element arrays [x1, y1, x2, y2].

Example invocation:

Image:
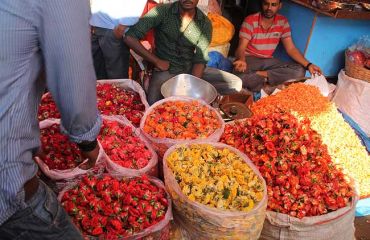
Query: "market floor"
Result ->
[[355, 216, 370, 240]]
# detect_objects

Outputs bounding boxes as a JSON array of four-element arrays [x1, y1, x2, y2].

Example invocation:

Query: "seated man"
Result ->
[[233, 0, 322, 93], [124, 0, 242, 105]]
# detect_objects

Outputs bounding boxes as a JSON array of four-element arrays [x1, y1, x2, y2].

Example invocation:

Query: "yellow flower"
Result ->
[[166, 144, 264, 212]]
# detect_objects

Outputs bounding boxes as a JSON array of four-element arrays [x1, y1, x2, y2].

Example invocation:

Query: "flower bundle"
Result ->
[[98, 119, 152, 170], [251, 83, 370, 199], [143, 100, 222, 140], [220, 112, 354, 218], [61, 175, 170, 239], [40, 123, 83, 170], [166, 143, 264, 211]]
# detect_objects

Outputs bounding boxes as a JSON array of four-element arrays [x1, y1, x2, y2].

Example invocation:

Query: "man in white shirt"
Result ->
[[90, 0, 147, 79]]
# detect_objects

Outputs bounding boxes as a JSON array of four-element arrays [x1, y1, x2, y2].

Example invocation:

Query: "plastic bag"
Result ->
[[163, 142, 267, 240], [97, 79, 150, 126], [333, 70, 370, 137], [207, 51, 233, 72], [304, 74, 333, 97], [58, 174, 173, 240], [208, 13, 235, 47], [35, 119, 106, 181], [101, 115, 158, 177], [355, 198, 370, 217], [260, 194, 358, 240], [140, 96, 225, 157], [348, 36, 370, 64]]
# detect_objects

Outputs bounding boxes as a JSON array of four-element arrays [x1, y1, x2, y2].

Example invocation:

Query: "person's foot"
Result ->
[[262, 83, 277, 95]]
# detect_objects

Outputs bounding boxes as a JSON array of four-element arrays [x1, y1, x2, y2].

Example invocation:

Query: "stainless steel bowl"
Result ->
[[161, 74, 218, 104]]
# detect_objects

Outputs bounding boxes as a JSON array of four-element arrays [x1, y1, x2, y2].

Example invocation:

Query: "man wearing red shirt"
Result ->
[[233, 0, 322, 92]]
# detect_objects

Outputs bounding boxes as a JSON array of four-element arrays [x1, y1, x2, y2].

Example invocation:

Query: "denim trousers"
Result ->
[[0, 181, 83, 240], [91, 26, 130, 80]]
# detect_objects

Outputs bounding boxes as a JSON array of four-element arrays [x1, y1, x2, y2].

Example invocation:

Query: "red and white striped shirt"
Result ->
[[239, 13, 291, 58]]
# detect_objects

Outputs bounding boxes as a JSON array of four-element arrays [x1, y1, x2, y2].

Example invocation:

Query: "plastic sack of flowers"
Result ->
[[163, 142, 267, 240]]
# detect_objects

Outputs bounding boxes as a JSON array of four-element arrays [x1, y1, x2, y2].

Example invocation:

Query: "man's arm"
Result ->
[[124, 36, 169, 71], [191, 19, 212, 78], [39, 0, 102, 165], [282, 37, 322, 75], [233, 37, 250, 72], [192, 63, 206, 78], [124, 5, 169, 71]]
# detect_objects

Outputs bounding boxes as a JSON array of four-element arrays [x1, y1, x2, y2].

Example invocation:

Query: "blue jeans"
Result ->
[[0, 181, 83, 240]]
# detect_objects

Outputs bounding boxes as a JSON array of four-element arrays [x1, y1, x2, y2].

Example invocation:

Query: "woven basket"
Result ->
[[345, 51, 370, 83]]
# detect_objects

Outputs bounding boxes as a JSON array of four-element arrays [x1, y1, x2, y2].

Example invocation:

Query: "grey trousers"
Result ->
[[91, 26, 130, 79], [147, 67, 243, 105], [235, 56, 306, 92]]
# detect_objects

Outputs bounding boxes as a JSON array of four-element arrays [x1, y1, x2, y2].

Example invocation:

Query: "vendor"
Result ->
[[233, 0, 322, 92], [124, 0, 243, 105]]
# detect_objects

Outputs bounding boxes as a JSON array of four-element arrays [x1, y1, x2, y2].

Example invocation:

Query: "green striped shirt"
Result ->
[[126, 2, 212, 74]]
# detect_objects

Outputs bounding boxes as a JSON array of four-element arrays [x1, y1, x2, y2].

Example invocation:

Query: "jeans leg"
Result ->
[[100, 29, 130, 79], [147, 71, 176, 105], [202, 67, 242, 95], [0, 180, 83, 240], [91, 32, 107, 80]]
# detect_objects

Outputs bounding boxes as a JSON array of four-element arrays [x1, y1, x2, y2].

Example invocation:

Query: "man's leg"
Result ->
[[263, 59, 306, 86], [98, 28, 130, 79], [202, 67, 242, 95], [0, 180, 83, 240], [236, 56, 306, 91], [147, 70, 176, 105], [91, 29, 107, 80]]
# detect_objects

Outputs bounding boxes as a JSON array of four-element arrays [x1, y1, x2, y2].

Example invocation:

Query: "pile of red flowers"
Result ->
[[220, 111, 354, 218], [98, 119, 152, 169], [40, 123, 83, 170], [38, 84, 146, 126], [38, 93, 60, 121], [97, 83, 145, 126], [61, 175, 169, 239]]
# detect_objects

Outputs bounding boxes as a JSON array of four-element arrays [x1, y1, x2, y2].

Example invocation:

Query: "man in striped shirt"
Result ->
[[233, 0, 322, 92]]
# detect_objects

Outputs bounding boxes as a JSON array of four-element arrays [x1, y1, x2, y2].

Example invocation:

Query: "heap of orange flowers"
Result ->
[[251, 83, 330, 116], [143, 100, 222, 139]]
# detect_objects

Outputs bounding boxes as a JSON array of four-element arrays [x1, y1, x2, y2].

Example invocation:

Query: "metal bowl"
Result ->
[[161, 74, 218, 104]]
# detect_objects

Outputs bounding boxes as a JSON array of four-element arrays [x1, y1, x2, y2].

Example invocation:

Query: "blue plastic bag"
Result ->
[[356, 198, 370, 217], [207, 51, 233, 72]]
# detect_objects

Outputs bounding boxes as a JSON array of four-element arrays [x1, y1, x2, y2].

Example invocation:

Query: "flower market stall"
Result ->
[[35, 77, 369, 240]]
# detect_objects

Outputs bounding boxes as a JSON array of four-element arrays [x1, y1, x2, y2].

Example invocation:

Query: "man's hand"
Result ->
[[155, 59, 170, 71], [233, 60, 248, 73], [113, 24, 127, 40], [79, 144, 100, 170], [308, 64, 322, 76]]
